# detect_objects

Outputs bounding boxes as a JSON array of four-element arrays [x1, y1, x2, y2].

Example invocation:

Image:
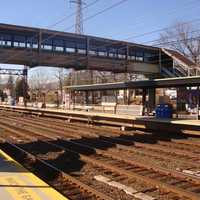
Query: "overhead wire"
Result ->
[[46, 0, 100, 29], [105, 0, 200, 40], [143, 28, 200, 45]]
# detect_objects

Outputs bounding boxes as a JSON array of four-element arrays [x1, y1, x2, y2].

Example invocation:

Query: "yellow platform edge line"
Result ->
[[0, 149, 69, 200]]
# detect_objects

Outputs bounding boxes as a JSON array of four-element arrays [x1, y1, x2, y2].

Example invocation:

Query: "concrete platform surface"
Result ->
[[139, 118, 200, 127], [0, 149, 68, 200], [0, 105, 140, 119], [14, 105, 200, 126]]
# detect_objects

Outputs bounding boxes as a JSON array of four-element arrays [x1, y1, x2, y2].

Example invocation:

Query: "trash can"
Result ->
[[163, 104, 173, 118], [155, 104, 161, 118], [156, 104, 173, 119], [160, 104, 165, 118], [11, 99, 15, 106]]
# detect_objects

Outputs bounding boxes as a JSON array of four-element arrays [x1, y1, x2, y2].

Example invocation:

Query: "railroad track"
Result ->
[[0, 131, 155, 200], [0, 140, 114, 200], [0, 131, 197, 200], [3, 110, 200, 142], [1, 113, 200, 171], [0, 113, 200, 199], [1, 113, 200, 174]]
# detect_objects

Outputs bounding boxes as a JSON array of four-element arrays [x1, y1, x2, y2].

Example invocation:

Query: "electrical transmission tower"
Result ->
[[70, 0, 84, 34], [69, 0, 93, 86]]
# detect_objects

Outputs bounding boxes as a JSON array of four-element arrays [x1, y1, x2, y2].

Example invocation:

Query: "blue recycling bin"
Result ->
[[163, 104, 173, 118], [11, 99, 16, 106], [156, 104, 173, 119], [155, 104, 162, 118]]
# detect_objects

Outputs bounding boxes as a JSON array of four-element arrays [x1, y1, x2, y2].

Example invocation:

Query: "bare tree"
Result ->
[[15, 76, 29, 100], [28, 69, 52, 96], [158, 22, 200, 64], [6, 75, 15, 97], [55, 68, 68, 103]]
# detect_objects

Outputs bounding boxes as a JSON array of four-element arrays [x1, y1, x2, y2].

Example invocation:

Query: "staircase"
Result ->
[[161, 48, 200, 78]]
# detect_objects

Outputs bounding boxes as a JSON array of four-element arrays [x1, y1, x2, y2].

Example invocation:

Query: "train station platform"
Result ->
[[0, 149, 68, 200], [134, 118, 200, 135], [0, 105, 200, 135]]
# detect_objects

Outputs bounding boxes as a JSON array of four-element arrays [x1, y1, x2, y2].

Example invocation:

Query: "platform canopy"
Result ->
[[65, 76, 200, 91]]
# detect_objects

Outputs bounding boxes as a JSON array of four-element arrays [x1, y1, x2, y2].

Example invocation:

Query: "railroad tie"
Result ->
[[94, 175, 155, 200]]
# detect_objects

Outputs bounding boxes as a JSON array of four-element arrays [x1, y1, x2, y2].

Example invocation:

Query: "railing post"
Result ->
[[197, 87, 200, 120], [187, 68, 190, 76], [142, 88, 147, 116], [86, 37, 90, 55], [126, 44, 129, 72], [159, 49, 162, 74], [23, 66, 28, 107]]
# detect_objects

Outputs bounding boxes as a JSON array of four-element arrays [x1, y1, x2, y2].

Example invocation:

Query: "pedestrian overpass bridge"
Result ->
[[0, 23, 196, 76]]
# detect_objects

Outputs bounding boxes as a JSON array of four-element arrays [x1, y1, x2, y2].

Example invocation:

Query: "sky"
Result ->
[[0, 0, 200, 78]]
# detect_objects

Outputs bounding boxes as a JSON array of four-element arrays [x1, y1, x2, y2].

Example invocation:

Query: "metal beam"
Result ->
[[65, 76, 200, 91], [0, 68, 25, 76]]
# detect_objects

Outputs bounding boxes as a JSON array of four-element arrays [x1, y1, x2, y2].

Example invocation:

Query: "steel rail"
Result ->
[[2, 115, 200, 165], [0, 138, 114, 200], [0, 118, 200, 199]]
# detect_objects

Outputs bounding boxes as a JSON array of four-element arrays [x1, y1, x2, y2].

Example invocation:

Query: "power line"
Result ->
[[47, 0, 99, 30], [105, 0, 200, 40], [143, 28, 200, 45], [65, 0, 129, 32], [154, 36, 200, 47], [125, 19, 200, 42]]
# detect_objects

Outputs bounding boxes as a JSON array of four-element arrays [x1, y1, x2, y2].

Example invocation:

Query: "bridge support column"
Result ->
[[55, 91, 59, 108], [91, 91, 95, 105], [148, 88, 156, 114], [70, 91, 76, 110], [85, 91, 89, 106], [177, 87, 187, 112], [123, 89, 128, 105], [23, 66, 28, 107], [42, 93, 46, 108], [142, 89, 147, 116], [197, 87, 200, 120]]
